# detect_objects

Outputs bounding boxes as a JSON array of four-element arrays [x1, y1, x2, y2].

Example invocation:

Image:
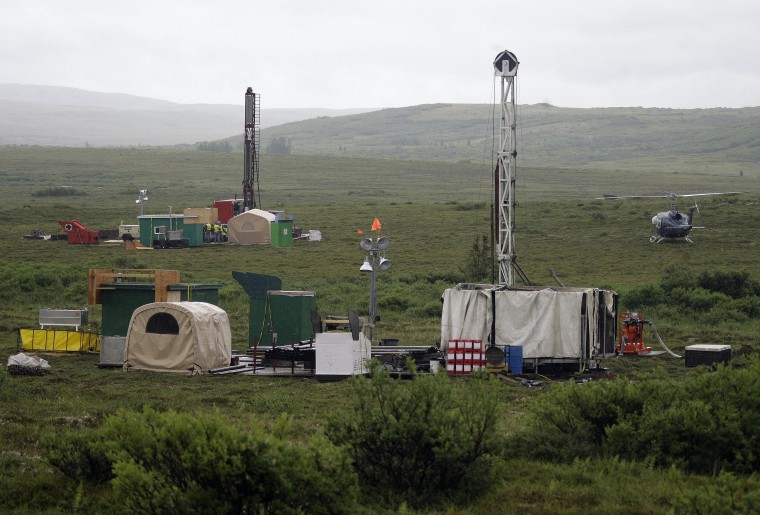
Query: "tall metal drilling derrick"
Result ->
[[493, 50, 522, 287], [243, 87, 261, 211]]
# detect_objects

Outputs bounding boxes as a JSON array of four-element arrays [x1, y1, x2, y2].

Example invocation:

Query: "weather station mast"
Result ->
[[243, 87, 261, 211], [493, 50, 528, 287]]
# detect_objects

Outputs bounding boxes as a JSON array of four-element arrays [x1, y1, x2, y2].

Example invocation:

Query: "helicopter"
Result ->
[[597, 192, 741, 243]]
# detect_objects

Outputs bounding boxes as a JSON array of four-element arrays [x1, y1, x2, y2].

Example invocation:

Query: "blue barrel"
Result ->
[[508, 345, 523, 374]]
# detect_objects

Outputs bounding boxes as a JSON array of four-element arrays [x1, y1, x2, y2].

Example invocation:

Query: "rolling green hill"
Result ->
[[260, 103, 760, 173]]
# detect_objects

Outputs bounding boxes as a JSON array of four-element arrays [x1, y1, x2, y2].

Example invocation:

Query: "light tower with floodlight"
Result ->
[[359, 235, 392, 340], [135, 189, 148, 216]]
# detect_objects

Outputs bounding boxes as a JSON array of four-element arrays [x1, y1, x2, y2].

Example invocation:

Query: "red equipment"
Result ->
[[212, 199, 245, 224], [616, 312, 652, 355], [58, 220, 99, 245]]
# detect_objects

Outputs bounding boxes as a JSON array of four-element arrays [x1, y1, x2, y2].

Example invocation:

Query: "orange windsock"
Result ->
[[371, 217, 382, 231]]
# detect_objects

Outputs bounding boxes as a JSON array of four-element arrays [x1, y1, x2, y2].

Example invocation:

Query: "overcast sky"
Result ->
[[2, 0, 760, 109]]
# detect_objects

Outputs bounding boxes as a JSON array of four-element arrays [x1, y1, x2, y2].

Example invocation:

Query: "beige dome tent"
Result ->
[[123, 302, 231, 375], [227, 208, 275, 245]]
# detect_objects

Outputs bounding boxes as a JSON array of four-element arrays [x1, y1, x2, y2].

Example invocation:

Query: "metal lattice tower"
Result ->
[[243, 87, 261, 211], [493, 50, 519, 286]]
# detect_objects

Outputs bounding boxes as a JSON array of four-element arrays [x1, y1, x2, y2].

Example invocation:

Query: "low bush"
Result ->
[[326, 361, 502, 508], [32, 187, 87, 197], [46, 408, 359, 514], [44, 430, 114, 485], [510, 359, 760, 476], [698, 269, 760, 299]]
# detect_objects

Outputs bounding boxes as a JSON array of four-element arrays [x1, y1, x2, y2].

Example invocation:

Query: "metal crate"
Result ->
[[39, 308, 88, 330]]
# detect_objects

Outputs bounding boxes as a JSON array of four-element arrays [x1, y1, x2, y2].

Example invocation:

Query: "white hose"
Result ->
[[648, 322, 682, 358]]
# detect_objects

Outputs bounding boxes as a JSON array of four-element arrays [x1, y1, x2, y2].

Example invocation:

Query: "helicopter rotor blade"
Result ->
[[598, 191, 742, 201], [597, 194, 668, 200], [671, 192, 742, 198]]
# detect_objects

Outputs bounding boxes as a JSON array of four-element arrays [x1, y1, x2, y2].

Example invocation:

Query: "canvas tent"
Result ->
[[123, 302, 231, 374], [441, 284, 617, 371], [227, 208, 275, 245]]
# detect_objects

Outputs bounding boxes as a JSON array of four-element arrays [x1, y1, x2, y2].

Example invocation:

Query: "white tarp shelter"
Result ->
[[441, 284, 617, 369], [123, 302, 231, 374], [227, 208, 276, 245]]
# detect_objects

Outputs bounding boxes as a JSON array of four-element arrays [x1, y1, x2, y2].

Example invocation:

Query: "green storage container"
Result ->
[[168, 283, 222, 303], [181, 223, 204, 247], [101, 284, 155, 337], [137, 215, 202, 247], [270, 220, 293, 247], [250, 290, 316, 346]]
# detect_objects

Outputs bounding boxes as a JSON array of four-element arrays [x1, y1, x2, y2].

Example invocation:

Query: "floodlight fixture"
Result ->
[[376, 236, 390, 250], [378, 257, 393, 272], [359, 238, 373, 251], [360, 258, 372, 272]]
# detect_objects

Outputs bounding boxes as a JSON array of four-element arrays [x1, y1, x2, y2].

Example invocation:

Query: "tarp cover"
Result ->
[[123, 302, 231, 374], [441, 284, 615, 360], [20, 328, 100, 352], [227, 209, 275, 245]]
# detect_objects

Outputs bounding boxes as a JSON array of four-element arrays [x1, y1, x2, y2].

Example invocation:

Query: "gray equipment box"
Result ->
[[39, 308, 88, 330], [99, 336, 127, 367]]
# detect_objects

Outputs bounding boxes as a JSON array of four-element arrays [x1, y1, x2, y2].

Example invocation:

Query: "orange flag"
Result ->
[[371, 217, 382, 231], [357, 229, 364, 234]]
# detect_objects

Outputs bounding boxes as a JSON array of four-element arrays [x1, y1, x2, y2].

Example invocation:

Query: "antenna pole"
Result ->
[[493, 50, 519, 287]]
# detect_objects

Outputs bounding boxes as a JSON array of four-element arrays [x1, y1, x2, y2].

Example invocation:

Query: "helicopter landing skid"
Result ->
[[649, 235, 694, 243]]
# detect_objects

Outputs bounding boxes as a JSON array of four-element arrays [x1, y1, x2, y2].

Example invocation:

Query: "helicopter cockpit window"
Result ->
[[145, 313, 180, 334]]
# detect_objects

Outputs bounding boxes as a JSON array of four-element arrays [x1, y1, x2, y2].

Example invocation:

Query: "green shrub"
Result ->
[[399, 270, 466, 285], [730, 296, 760, 318], [325, 361, 502, 508], [674, 287, 731, 312], [32, 186, 87, 197], [508, 379, 648, 462], [378, 293, 412, 311], [671, 472, 760, 514], [703, 304, 749, 325], [698, 270, 759, 299], [512, 360, 760, 476], [44, 430, 114, 485], [46, 408, 359, 514], [661, 264, 698, 293], [410, 300, 443, 318], [620, 284, 665, 309]]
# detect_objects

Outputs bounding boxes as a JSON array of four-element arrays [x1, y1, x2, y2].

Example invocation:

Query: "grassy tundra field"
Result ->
[[1, 145, 760, 513]]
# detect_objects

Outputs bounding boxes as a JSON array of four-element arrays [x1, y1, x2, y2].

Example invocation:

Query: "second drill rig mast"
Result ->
[[243, 87, 261, 211], [493, 50, 529, 287]]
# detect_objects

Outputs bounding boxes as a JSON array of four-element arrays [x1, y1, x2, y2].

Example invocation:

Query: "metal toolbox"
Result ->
[[39, 308, 88, 330]]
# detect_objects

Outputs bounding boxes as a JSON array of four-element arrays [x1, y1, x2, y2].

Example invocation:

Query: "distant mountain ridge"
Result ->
[[0, 84, 377, 146]]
